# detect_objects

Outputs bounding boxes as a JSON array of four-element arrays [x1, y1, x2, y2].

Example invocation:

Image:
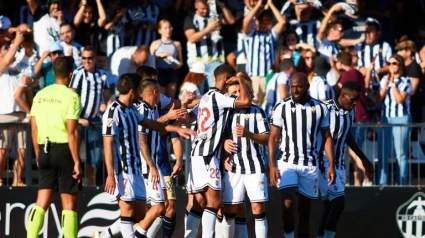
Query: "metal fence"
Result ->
[[1, 122, 425, 187]]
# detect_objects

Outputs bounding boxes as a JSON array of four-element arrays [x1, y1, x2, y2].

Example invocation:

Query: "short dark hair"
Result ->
[[341, 81, 361, 93], [139, 78, 159, 93], [336, 51, 352, 67], [53, 56, 74, 78], [214, 64, 236, 80], [280, 59, 294, 72], [136, 65, 158, 80], [257, 9, 273, 22], [117, 73, 141, 94], [83, 45, 95, 54]]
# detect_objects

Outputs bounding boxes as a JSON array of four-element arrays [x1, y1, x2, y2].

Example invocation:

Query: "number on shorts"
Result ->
[[209, 168, 221, 179], [123, 178, 128, 189], [152, 182, 159, 191]]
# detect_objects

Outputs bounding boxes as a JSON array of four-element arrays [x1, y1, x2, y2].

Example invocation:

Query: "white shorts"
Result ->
[[277, 160, 319, 199], [319, 167, 346, 200], [110, 173, 146, 202], [222, 171, 268, 205], [186, 156, 221, 194], [143, 171, 166, 206]]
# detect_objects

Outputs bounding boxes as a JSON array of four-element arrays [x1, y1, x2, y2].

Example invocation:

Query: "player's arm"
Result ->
[[103, 136, 115, 194], [139, 134, 159, 183], [268, 125, 280, 186], [139, 118, 196, 139], [67, 118, 82, 181], [237, 128, 269, 145], [322, 128, 336, 185], [157, 104, 187, 123], [234, 77, 252, 109], [171, 137, 183, 177], [346, 132, 374, 179]]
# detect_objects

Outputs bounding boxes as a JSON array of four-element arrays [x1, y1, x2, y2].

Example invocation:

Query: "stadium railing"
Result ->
[[0, 122, 424, 187]]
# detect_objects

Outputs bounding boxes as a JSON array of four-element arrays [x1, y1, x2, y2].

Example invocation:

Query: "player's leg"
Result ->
[[162, 166, 177, 238], [277, 162, 298, 238], [324, 169, 347, 238], [297, 165, 320, 238], [221, 170, 245, 238], [317, 168, 330, 238], [184, 192, 205, 238], [136, 173, 166, 237], [27, 143, 58, 238], [245, 172, 268, 238], [146, 189, 167, 238], [234, 204, 248, 238]]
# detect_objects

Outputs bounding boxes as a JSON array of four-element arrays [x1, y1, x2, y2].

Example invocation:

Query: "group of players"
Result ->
[[26, 59, 374, 238], [98, 62, 374, 238]]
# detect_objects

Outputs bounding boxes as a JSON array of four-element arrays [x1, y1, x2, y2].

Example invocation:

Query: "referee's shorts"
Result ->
[[38, 143, 82, 193]]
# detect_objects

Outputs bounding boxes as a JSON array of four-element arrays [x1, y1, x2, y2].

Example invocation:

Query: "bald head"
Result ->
[[290, 72, 309, 101]]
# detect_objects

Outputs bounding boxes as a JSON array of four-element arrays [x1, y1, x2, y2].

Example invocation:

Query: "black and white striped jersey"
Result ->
[[380, 76, 412, 118], [134, 99, 160, 175], [127, 3, 160, 46], [309, 75, 335, 101], [69, 66, 110, 120], [102, 100, 145, 174], [244, 29, 279, 77], [184, 14, 225, 65], [271, 96, 330, 166], [191, 88, 236, 157], [356, 41, 392, 71], [319, 99, 355, 170], [289, 19, 321, 47], [228, 105, 269, 174]]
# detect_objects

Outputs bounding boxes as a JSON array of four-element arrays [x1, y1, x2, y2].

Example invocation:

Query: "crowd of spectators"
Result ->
[[1, 0, 425, 187]]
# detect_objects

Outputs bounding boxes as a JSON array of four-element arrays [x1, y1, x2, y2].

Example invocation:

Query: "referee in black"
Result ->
[[27, 56, 82, 238]]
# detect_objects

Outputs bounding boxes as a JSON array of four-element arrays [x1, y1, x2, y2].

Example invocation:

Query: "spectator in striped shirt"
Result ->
[[126, 0, 160, 47], [220, 76, 270, 238], [242, 0, 286, 105], [184, 0, 235, 87], [69, 46, 112, 186], [101, 73, 195, 238], [287, 1, 321, 47], [356, 18, 391, 77], [317, 81, 374, 238], [268, 72, 336, 238], [375, 54, 412, 186]]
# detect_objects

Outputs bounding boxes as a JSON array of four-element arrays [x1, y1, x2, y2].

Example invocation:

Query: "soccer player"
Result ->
[[27, 56, 82, 238], [268, 72, 336, 238], [185, 64, 252, 238], [221, 77, 270, 238], [101, 73, 195, 238], [317, 81, 374, 238]]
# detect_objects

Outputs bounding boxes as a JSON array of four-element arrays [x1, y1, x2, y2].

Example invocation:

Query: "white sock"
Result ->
[[201, 207, 218, 238], [324, 230, 336, 238], [135, 225, 147, 237], [215, 214, 224, 238], [184, 209, 202, 238], [222, 216, 235, 238], [100, 218, 121, 238], [254, 215, 268, 238], [120, 217, 134, 237], [147, 216, 162, 238], [235, 218, 248, 238], [283, 231, 295, 238]]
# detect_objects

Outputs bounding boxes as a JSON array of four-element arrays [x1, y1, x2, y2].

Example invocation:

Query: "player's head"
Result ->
[[214, 63, 236, 90], [194, 0, 208, 17], [139, 78, 161, 105], [290, 72, 309, 101], [53, 56, 74, 84], [224, 72, 253, 99], [280, 58, 294, 75], [339, 81, 361, 110], [117, 73, 142, 103], [136, 65, 158, 80]]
